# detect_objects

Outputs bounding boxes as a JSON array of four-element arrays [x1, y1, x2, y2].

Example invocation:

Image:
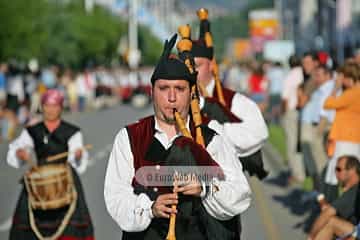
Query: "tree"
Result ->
[[0, 0, 49, 61], [0, 0, 162, 68], [138, 25, 163, 65], [43, 0, 126, 68]]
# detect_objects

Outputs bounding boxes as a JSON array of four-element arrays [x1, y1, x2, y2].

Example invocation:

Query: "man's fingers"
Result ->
[[177, 182, 199, 192], [155, 205, 176, 218], [181, 189, 198, 195], [153, 193, 178, 218], [158, 193, 178, 201], [161, 205, 177, 214], [177, 182, 201, 196], [160, 199, 178, 206], [157, 211, 170, 219]]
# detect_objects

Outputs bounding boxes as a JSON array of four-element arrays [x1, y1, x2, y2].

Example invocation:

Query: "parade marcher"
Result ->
[[7, 89, 94, 239], [189, 8, 268, 180], [104, 34, 251, 240]]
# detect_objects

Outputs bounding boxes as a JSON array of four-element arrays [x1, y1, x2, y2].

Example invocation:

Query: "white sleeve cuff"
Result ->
[[7, 129, 35, 168], [137, 193, 154, 220], [67, 131, 88, 174]]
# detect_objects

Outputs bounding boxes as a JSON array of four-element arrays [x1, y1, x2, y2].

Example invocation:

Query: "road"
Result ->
[[0, 104, 308, 239]]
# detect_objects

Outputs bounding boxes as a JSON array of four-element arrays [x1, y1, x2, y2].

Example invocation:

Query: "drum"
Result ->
[[24, 163, 75, 210]]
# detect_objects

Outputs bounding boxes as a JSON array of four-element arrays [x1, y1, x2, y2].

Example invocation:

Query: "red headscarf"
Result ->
[[41, 89, 64, 107]]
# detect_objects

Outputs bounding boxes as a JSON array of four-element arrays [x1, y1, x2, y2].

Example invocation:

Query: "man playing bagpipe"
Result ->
[[189, 8, 269, 180], [104, 34, 251, 240], [7, 89, 94, 239]]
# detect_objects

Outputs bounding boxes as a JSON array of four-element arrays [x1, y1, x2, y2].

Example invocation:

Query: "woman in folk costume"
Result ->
[[104, 34, 251, 240], [189, 8, 269, 180], [7, 89, 94, 240]]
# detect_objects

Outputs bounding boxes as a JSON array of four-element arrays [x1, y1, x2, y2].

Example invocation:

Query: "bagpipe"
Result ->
[[165, 33, 208, 240], [164, 28, 242, 240], [196, 8, 226, 107]]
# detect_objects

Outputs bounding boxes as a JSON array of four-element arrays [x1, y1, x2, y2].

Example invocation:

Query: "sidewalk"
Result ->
[[241, 142, 309, 240]]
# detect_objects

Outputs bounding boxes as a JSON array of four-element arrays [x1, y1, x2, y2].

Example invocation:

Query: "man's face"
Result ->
[[42, 103, 62, 122], [152, 79, 191, 124], [314, 68, 329, 85], [302, 56, 317, 75], [194, 57, 213, 86], [335, 157, 350, 187]]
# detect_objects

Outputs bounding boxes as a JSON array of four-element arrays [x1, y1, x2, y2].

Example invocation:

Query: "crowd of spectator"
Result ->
[[222, 50, 360, 240], [0, 59, 153, 142]]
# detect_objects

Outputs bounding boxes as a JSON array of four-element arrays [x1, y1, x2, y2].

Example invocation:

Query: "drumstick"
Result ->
[[46, 144, 93, 162]]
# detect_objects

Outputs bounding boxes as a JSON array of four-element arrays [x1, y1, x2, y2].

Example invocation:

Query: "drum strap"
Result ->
[[28, 187, 78, 240]]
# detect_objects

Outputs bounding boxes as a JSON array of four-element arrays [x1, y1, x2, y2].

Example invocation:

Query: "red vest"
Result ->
[[212, 84, 236, 109], [126, 116, 223, 196], [123, 116, 239, 240], [201, 85, 241, 124]]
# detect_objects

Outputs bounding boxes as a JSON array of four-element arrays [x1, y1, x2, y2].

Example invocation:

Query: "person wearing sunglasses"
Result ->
[[308, 155, 360, 240]]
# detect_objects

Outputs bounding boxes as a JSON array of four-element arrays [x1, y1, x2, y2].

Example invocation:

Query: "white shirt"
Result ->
[[7, 127, 89, 174], [104, 116, 251, 232], [76, 72, 96, 97], [267, 66, 286, 95], [318, 80, 335, 123], [7, 75, 25, 102], [200, 79, 269, 157], [281, 66, 304, 111]]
